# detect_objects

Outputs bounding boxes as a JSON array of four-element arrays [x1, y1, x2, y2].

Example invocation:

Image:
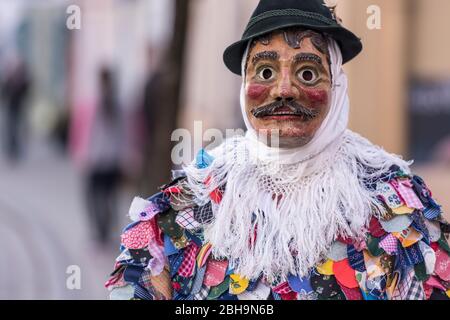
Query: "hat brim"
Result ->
[[223, 17, 363, 75]]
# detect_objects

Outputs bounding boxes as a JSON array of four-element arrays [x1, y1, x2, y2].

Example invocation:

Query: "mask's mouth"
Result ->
[[251, 99, 319, 121]]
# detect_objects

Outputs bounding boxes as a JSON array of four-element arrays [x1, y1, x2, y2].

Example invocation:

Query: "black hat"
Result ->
[[223, 0, 363, 75]]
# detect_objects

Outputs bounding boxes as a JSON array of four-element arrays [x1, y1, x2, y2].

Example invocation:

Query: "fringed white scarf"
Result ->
[[182, 39, 412, 282]]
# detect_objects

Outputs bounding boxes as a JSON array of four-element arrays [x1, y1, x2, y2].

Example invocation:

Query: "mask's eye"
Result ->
[[257, 67, 275, 81], [297, 68, 319, 85]]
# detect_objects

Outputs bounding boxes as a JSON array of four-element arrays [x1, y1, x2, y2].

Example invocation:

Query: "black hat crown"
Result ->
[[223, 0, 362, 75]]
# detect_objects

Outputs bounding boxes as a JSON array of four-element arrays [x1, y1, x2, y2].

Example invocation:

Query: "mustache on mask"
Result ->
[[251, 99, 319, 120]]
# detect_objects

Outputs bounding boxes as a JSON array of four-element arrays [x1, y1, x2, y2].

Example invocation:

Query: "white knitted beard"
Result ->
[[184, 130, 411, 282]]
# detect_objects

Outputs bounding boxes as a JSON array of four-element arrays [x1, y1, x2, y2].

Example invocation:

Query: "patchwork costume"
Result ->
[[106, 0, 450, 300]]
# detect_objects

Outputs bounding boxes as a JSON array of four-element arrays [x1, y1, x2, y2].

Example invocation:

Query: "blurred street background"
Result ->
[[0, 0, 449, 299]]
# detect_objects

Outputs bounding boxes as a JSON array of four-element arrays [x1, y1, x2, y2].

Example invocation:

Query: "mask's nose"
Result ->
[[270, 67, 300, 102]]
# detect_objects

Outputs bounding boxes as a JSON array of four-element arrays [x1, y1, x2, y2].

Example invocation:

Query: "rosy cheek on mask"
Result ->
[[246, 83, 270, 102], [302, 87, 329, 107]]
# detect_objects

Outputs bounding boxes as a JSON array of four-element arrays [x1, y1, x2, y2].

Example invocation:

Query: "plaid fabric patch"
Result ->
[[392, 268, 414, 300], [176, 208, 201, 230], [405, 276, 426, 300], [192, 285, 210, 300], [178, 243, 200, 277], [380, 234, 398, 255], [390, 179, 424, 210], [139, 269, 155, 293]]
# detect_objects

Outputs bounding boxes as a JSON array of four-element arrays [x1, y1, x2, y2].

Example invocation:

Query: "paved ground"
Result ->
[[0, 137, 130, 299]]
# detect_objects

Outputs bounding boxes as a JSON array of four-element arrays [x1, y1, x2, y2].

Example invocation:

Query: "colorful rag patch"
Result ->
[[326, 241, 348, 261], [363, 251, 386, 280], [237, 280, 271, 300], [192, 285, 210, 300], [311, 273, 344, 300], [367, 235, 385, 257], [369, 216, 387, 238], [272, 281, 293, 295], [287, 274, 314, 294], [366, 275, 387, 298], [355, 271, 368, 292], [230, 274, 250, 295], [316, 259, 334, 275], [392, 206, 415, 215], [385, 272, 399, 299], [424, 220, 442, 242], [379, 215, 413, 233], [121, 221, 152, 249], [150, 268, 172, 300], [392, 227, 423, 248], [434, 247, 450, 282], [390, 179, 425, 210], [196, 243, 212, 268], [203, 259, 228, 287], [171, 234, 190, 250], [339, 285, 362, 300], [128, 197, 161, 222], [190, 265, 207, 295], [347, 245, 366, 272], [207, 276, 230, 300], [423, 205, 442, 220], [376, 181, 404, 209], [418, 241, 436, 275], [397, 243, 424, 270], [193, 203, 214, 224], [209, 188, 223, 204], [392, 269, 425, 300], [425, 276, 447, 292], [157, 209, 184, 238], [379, 234, 398, 255], [177, 242, 200, 277], [333, 258, 359, 289], [196, 149, 214, 169], [175, 208, 201, 230]]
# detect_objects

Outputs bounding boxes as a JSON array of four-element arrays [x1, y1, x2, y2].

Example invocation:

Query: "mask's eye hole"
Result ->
[[258, 67, 275, 81], [297, 68, 318, 84]]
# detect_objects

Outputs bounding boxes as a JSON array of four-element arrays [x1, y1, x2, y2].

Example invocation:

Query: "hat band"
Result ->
[[244, 9, 337, 37]]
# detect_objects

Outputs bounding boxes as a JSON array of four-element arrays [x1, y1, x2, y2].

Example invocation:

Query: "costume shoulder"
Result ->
[[105, 165, 227, 300], [342, 165, 450, 300]]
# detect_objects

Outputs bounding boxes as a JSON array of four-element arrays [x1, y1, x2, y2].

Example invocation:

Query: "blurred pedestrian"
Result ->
[[139, 46, 164, 192], [85, 67, 123, 245], [1, 56, 31, 163]]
